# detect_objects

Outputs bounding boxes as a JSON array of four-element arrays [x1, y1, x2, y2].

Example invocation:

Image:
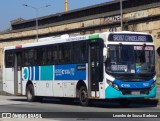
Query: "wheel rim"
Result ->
[[27, 89, 32, 100], [80, 89, 88, 103]]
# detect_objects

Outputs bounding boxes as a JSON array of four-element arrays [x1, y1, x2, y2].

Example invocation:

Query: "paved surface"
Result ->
[[157, 85, 160, 99], [0, 119, 160, 121], [0, 82, 2, 91], [1, 119, 160, 121], [0, 82, 2, 95], [0, 96, 160, 121]]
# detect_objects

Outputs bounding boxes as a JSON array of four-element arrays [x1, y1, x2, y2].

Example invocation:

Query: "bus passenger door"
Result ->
[[88, 40, 103, 98], [14, 52, 22, 95]]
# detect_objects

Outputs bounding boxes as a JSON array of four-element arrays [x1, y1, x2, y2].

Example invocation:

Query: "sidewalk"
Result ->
[[0, 81, 2, 94]]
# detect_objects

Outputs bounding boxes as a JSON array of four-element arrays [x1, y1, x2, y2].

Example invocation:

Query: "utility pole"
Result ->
[[120, 0, 123, 31], [23, 4, 51, 41], [65, 0, 68, 12]]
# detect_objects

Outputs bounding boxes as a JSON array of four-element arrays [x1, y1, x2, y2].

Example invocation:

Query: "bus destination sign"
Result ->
[[108, 34, 153, 42]]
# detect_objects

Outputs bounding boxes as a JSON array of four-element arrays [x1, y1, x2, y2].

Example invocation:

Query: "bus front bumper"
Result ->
[[105, 85, 156, 99]]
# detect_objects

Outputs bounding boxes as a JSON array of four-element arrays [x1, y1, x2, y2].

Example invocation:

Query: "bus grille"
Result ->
[[121, 90, 149, 95]]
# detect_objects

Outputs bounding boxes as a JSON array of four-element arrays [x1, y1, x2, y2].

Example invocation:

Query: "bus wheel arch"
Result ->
[[76, 80, 87, 97], [76, 80, 89, 106], [26, 81, 36, 102]]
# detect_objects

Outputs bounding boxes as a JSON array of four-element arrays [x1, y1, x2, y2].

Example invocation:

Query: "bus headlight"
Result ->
[[107, 80, 112, 86], [113, 83, 119, 90], [151, 81, 156, 89], [107, 79, 119, 90]]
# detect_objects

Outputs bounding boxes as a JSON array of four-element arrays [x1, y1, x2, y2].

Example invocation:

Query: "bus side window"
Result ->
[[5, 50, 14, 68], [80, 42, 87, 63], [46, 47, 53, 65], [64, 44, 72, 64], [46, 45, 58, 65], [35, 47, 46, 65], [24, 50, 28, 66], [73, 41, 87, 64], [23, 49, 35, 66], [28, 49, 35, 66], [73, 43, 79, 63], [53, 46, 58, 64], [59, 44, 65, 64], [58, 44, 71, 64]]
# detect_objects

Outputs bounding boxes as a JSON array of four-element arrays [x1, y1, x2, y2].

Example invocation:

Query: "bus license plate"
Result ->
[[131, 91, 140, 95]]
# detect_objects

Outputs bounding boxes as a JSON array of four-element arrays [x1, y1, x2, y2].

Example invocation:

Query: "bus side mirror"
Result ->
[[157, 47, 160, 56]]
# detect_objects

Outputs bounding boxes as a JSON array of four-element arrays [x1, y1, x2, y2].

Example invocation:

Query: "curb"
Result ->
[[0, 91, 14, 96]]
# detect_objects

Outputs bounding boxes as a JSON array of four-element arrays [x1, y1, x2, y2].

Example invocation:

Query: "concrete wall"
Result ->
[[0, 6, 160, 76]]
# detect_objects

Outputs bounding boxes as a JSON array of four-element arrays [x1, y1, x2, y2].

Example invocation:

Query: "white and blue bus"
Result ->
[[3, 31, 156, 106]]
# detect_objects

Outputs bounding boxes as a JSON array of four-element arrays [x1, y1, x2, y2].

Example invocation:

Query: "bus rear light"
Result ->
[[16, 45, 22, 49]]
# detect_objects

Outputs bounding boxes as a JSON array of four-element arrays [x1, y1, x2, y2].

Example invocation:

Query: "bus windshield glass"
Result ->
[[105, 45, 155, 74]]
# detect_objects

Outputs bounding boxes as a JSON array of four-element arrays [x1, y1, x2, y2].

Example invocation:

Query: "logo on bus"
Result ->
[[143, 83, 149, 87], [55, 68, 75, 76], [121, 84, 130, 88], [22, 67, 29, 80]]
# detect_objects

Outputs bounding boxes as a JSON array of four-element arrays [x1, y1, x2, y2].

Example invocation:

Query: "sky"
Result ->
[[0, 0, 112, 32]]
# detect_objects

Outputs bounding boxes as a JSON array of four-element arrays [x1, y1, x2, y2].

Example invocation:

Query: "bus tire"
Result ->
[[79, 86, 89, 106], [26, 84, 36, 102]]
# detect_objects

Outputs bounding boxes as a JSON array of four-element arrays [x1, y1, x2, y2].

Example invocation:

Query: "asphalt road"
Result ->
[[0, 85, 160, 121], [157, 86, 160, 98], [0, 96, 160, 121]]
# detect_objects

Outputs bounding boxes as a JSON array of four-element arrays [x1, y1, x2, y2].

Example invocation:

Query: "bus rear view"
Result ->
[[104, 32, 156, 106]]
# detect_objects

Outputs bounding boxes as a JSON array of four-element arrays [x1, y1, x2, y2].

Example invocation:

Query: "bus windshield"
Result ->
[[105, 45, 155, 74]]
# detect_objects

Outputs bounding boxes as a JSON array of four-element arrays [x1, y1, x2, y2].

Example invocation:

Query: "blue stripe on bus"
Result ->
[[28, 67, 30, 80], [35, 66, 39, 80], [54, 64, 86, 80], [40, 65, 53, 80], [31, 67, 34, 80], [22, 64, 86, 81], [113, 79, 154, 89], [30, 67, 32, 80]]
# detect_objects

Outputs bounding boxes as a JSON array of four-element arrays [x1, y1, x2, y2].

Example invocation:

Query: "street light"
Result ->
[[23, 4, 51, 41]]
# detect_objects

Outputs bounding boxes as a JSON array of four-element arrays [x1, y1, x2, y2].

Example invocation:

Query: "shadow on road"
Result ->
[[8, 97, 159, 108], [88, 99, 159, 108], [8, 98, 27, 102]]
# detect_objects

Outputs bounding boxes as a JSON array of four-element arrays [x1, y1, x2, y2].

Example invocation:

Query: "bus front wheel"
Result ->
[[26, 84, 36, 102], [79, 86, 89, 106]]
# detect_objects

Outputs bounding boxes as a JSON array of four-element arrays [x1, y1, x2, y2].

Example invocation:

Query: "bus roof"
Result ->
[[4, 31, 153, 50]]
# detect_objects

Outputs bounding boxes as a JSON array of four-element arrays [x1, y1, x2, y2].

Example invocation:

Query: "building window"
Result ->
[[157, 32, 160, 39], [5, 50, 14, 68]]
